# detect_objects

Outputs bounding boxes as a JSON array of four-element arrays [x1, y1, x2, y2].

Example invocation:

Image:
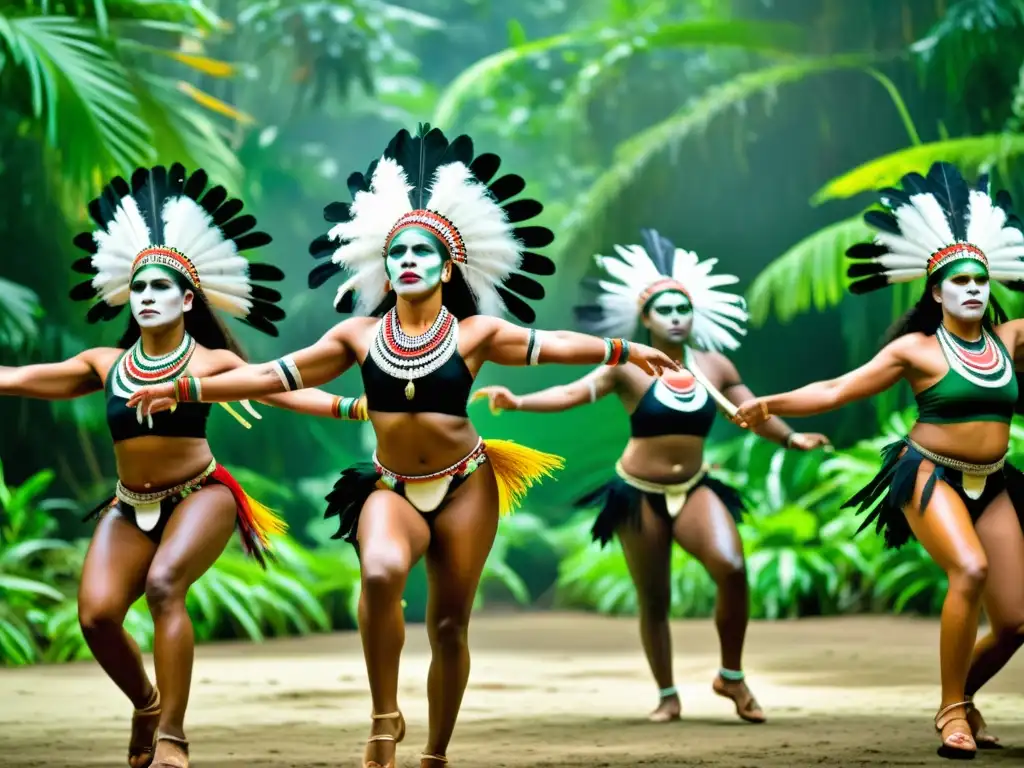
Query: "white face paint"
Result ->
[[643, 290, 693, 344], [129, 266, 191, 328], [936, 262, 990, 323], [385, 227, 447, 299]]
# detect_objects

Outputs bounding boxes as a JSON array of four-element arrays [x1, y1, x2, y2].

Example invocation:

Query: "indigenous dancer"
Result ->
[[0, 164, 356, 768], [475, 229, 830, 724], [126, 125, 679, 768], [734, 162, 1024, 760]]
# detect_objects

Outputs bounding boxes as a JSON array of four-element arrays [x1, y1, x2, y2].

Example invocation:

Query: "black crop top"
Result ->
[[629, 373, 718, 439], [105, 361, 211, 443], [361, 351, 474, 418]]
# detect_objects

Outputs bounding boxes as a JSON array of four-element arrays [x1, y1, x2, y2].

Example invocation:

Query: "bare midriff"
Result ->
[[369, 412, 480, 476], [618, 434, 707, 484], [113, 437, 214, 492], [908, 420, 1010, 465]]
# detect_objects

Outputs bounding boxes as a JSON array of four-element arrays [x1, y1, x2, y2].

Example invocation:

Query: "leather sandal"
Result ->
[[151, 732, 189, 768], [965, 696, 1002, 749], [128, 688, 161, 768], [364, 710, 406, 768], [420, 754, 449, 766], [934, 701, 977, 760]]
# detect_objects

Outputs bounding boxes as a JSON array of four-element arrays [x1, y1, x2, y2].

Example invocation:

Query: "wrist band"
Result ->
[[273, 355, 304, 392], [333, 395, 367, 421], [587, 380, 597, 403], [603, 338, 630, 366], [526, 329, 543, 366], [174, 376, 201, 403], [784, 432, 795, 449]]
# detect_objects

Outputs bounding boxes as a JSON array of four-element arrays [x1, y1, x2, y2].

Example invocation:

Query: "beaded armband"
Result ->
[[174, 376, 202, 403], [332, 395, 368, 421], [273, 355, 304, 392], [602, 338, 630, 366]]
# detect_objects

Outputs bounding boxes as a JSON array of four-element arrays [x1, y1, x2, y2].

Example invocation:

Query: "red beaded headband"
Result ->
[[131, 246, 202, 288], [384, 210, 467, 265], [926, 243, 987, 276], [637, 277, 690, 309]]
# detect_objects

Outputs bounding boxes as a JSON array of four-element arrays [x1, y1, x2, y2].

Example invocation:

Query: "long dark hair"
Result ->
[[117, 273, 247, 359], [882, 279, 1006, 346]]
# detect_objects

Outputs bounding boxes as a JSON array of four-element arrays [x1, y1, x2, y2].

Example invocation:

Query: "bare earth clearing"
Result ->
[[2, 613, 1023, 767]]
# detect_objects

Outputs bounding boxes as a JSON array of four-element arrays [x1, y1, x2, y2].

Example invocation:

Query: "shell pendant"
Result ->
[[405, 380, 415, 400]]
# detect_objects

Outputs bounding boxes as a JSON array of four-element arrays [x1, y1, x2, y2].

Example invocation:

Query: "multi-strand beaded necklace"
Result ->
[[935, 324, 1013, 389], [369, 307, 458, 400], [109, 333, 196, 399]]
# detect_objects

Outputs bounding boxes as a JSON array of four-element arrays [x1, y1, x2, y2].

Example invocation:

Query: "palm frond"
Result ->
[[556, 54, 876, 264], [0, 14, 153, 189], [811, 133, 1024, 204], [0, 276, 41, 351], [433, 19, 811, 129], [746, 214, 873, 326]]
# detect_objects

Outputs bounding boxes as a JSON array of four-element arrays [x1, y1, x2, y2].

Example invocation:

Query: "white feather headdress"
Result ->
[[848, 161, 1024, 294], [574, 228, 747, 351], [308, 124, 555, 323], [71, 164, 285, 336]]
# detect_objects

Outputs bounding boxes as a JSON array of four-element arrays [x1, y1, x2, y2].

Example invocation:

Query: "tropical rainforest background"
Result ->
[[2, 0, 1022, 666]]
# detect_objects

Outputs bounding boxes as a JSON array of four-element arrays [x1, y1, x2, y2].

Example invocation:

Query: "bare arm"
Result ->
[[474, 367, 617, 414], [0, 352, 104, 400], [758, 341, 909, 419], [210, 350, 367, 420], [478, 317, 678, 375]]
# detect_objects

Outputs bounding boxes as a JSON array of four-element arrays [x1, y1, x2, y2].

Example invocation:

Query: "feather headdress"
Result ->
[[847, 161, 1024, 294], [574, 228, 748, 351], [70, 164, 286, 336], [308, 124, 555, 323]]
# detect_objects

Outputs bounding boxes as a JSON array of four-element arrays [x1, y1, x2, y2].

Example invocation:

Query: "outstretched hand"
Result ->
[[126, 382, 177, 426], [627, 343, 680, 377], [732, 398, 771, 430], [788, 432, 833, 452], [471, 386, 521, 414]]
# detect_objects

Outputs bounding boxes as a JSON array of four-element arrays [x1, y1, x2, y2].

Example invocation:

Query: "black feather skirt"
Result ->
[[842, 438, 1024, 549], [576, 469, 748, 548]]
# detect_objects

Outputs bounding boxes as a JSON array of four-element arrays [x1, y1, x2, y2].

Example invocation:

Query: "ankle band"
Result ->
[[719, 667, 745, 681], [658, 685, 677, 698]]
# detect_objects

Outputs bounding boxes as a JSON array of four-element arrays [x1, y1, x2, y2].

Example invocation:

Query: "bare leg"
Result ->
[[78, 509, 158, 767], [616, 498, 677, 721], [144, 485, 237, 766], [356, 490, 431, 767], [963, 492, 1024, 747], [902, 465, 987, 757], [421, 464, 500, 763], [673, 486, 763, 723]]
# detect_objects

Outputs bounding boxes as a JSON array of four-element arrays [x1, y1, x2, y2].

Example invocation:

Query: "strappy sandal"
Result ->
[[420, 754, 448, 766], [128, 688, 161, 768], [934, 701, 977, 760], [151, 733, 189, 768], [712, 675, 766, 724], [965, 696, 1002, 749], [364, 710, 406, 768]]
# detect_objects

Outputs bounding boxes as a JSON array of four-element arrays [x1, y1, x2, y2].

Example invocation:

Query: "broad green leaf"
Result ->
[[746, 214, 874, 326], [0, 575, 64, 601], [812, 133, 1024, 204]]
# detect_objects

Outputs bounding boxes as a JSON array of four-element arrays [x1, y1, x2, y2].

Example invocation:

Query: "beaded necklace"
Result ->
[[110, 333, 196, 399], [369, 307, 458, 400], [935, 324, 1012, 388]]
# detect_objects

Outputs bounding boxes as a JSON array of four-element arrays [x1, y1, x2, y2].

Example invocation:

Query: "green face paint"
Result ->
[[936, 258, 990, 322], [645, 290, 693, 343], [385, 227, 447, 297]]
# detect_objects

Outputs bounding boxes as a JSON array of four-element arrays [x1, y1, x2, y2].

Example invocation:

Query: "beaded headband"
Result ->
[[927, 243, 988, 277], [637, 278, 690, 310], [131, 246, 202, 288], [384, 210, 467, 265]]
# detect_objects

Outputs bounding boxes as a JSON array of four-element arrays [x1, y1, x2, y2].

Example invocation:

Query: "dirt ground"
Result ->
[[2, 613, 1023, 767]]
